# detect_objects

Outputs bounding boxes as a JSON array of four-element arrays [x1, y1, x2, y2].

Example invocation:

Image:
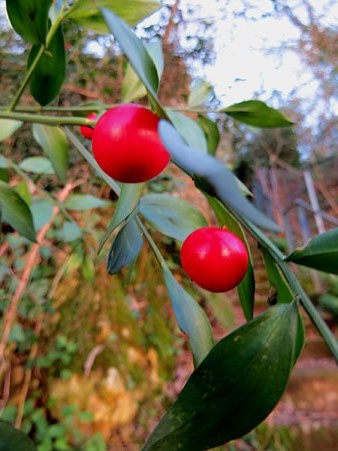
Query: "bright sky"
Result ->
[[176, 0, 306, 106]]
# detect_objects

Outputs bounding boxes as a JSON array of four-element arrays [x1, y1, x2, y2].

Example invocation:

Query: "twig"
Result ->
[[84, 344, 105, 377], [0, 182, 75, 408]]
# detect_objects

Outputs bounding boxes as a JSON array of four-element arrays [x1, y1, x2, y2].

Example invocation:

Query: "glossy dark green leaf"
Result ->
[[143, 302, 302, 451], [197, 115, 220, 156], [285, 228, 338, 275], [101, 8, 159, 99], [28, 24, 65, 106], [0, 119, 23, 142], [107, 218, 143, 274], [158, 120, 280, 232], [140, 194, 208, 241], [64, 194, 111, 211], [0, 181, 36, 242], [6, 0, 52, 44], [208, 196, 255, 321], [98, 183, 144, 254], [0, 420, 36, 450], [261, 248, 293, 304], [66, 0, 160, 34], [32, 124, 69, 184], [222, 100, 294, 128], [163, 267, 214, 366]]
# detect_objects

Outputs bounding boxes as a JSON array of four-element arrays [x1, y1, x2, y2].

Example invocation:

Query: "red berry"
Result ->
[[80, 113, 97, 140], [92, 104, 170, 183], [180, 227, 249, 292]]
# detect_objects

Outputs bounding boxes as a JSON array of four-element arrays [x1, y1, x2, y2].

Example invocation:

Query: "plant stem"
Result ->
[[0, 105, 117, 113], [240, 218, 338, 363], [0, 110, 94, 127], [7, 5, 65, 112]]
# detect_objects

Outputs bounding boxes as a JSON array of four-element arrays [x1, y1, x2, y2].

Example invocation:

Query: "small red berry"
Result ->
[[180, 226, 249, 292], [80, 113, 97, 140], [92, 104, 170, 183]]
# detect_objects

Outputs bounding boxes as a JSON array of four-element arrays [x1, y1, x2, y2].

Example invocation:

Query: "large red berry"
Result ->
[[80, 113, 97, 140], [180, 226, 249, 292], [92, 104, 170, 183]]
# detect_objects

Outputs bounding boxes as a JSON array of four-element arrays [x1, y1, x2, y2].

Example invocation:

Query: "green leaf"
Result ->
[[285, 228, 338, 275], [222, 100, 294, 128], [158, 120, 280, 232], [107, 218, 143, 274], [30, 198, 54, 231], [60, 221, 82, 242], [0, 181, 36, 242], [166, 110, 208, 152], [98, 183, 144, 254], [0, 119, 23, 142], [28, 24, 66, 106], [32, 124, 69, 184], [208, 196, 255, 321], [0, 420, 36, 450], [261, 248, 293, 304], [147, 40, 164, 81], [163, 266, 214, 367], [19, 157, 55, 175], [6, 0, 52, 44], [14, 181, 31, 206], [121, 64, 147, 102], [67, 0, 160, 34], [64, 194, 111, 211], [188, 80, 213, 109], [140, 194, 208, 241], [197, 115, 220, 156], [121, 40, 163, 103], [143, 302, 302, 451], [101, 7, 165, 116]]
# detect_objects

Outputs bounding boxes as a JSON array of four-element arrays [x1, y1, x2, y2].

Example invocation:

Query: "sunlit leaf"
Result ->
[[163, 266, 214, 367], [66, 0, 160, 34], [158, 120, 280, 232], [121, 64, 147, 102], [285, 228, 338, 275], [143, 302, 302, 450], [6, 0, 52, 44], [222, 100, 294, 128], [140, 193, 208, 241], [32, 124, 69, 184], [147, 39, 164, 80], [197, 115, 220, 156], [0, 119, 23, 142], [166, 110, 208, 152], [0, 181, 36, 242], [188, 79, 213, 109], [101, 7, 166, 117], [107, 218, 143, 274], [28, 25, 66, 106]]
